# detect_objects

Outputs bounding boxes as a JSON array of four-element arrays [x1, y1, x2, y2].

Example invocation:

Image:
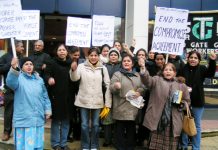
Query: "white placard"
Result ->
[[92, 15, 115, 47], [16, 10, 40, 40], [151, 7, 189, 55], [0, 0, 22, 38], [66, 17, 92, 47]]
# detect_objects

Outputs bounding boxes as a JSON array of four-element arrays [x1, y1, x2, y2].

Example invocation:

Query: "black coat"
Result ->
[[29, 51, 51, 77], [168, 56, 185, 76], [178, 59, 216, 107], [44, 57, 73, 120], [0, 51, 23, 91]]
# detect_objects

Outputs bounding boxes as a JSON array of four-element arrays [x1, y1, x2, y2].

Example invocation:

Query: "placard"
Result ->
[[92, 15, 115, 47], [16, 10, 40, 40], [0, 0, 22, 38], [66, 17, 92, 47], [151, 7, 189, 55]]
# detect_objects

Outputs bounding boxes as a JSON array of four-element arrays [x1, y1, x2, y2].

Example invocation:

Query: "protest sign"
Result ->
[[0, 0, 22, 39], [185, 12, 218, 56], [151, 7, 189, 55], [66, 17, 92, 47], [185, 12, 218, 88], [92, 15, 115, 47], [16, 10, 40, 40]]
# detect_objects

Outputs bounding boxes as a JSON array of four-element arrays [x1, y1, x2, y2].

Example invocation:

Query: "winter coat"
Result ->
[[141, 68, 190, 137], [69, 61, 112, 109], [6, 68, 51, 127], [168, 56, 185, 75], [105, 63, 121, 79], [44, 57, 73, 120], [110, 71, 145, 121], [29, 51, 51, 77], [178, 59, 216, 107]]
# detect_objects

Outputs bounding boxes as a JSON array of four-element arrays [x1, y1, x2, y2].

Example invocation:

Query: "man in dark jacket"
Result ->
[[0, 40, 24, 141], [29, 40, 51, 77]]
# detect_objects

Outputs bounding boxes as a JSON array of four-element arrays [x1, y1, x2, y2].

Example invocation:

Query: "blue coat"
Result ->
[[6, 68, 51, 127]]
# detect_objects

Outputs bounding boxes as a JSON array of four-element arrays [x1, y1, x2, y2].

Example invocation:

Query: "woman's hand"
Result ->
[[131, 38, 136, 47], [209, 52, 217, 60], [138, 58, 145, 68], [45, 114, 51, 120], [133, 92, 141, 98], [71, 61, 78, 71], [114, 82, 121, 89], [11, 57, 18, 69], [48, 77, 55, 86]]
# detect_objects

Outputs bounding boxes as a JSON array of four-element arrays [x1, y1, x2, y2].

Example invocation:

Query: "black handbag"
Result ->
[[101, 68, 107, 103]]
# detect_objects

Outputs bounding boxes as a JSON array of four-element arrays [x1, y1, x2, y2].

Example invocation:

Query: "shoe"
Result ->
[[53, 146, 62, 150], [103, 142, 110, 147], [67, 136, 73, 143], [1, 133, 10, 141], [62, 145, 71, 150]]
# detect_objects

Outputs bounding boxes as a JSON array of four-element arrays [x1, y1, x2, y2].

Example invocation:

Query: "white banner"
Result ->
[[0, 0, 22, 38], [151, 7, 189, 55], [92, 15, 115, 47], [16, 10, 40, 40], [66, 17, 92, 47]]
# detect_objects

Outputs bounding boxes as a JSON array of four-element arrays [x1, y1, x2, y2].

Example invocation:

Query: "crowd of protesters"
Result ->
[[0, 39, 217, 150]]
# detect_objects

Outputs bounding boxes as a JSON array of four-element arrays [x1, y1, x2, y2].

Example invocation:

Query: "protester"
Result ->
[[6, 57, 51, 149], [0, 40, 24, 141], [134, 48, 148, 72], [113, 41, 122, 52], [99, 44, 110, 64], [110, 54, 145, 150], [67, 46, 85, 142], [179, 51, 217, 150], [105, 48, 121, 78], [29, 40, 51, 77], [70, 47, 112, 150], [139, 61, 190, 150], [148, 53, 166, 76], [113, 39, 135, 58], [44, 44, 72, 150], [148, 50, 155, 62], [102, 47, 121, 147], [133, 48, 151, 147]]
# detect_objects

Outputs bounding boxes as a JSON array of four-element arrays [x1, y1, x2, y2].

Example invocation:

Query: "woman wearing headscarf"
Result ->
[[110, 54, 145, 150], [6, 57, 51, 150]]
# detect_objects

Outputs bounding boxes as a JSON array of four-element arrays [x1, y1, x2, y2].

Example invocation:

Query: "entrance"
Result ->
[[44, 15, 67, 57]]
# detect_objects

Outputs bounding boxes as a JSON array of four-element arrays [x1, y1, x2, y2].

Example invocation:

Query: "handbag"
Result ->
[[101, 68, 107, 102], [182, 101, 197, 136]]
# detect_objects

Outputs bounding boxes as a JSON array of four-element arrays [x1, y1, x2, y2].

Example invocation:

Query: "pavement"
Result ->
[[0, 98, 217, 150]]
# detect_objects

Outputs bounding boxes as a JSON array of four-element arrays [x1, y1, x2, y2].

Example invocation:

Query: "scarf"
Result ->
[[87, 60, 100, 69], [120, 68, 137, 77]]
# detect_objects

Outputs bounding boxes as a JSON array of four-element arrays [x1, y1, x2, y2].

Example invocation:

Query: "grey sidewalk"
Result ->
[[0, 108, 218, 149]]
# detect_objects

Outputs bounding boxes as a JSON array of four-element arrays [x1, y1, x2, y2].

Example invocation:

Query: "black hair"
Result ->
[[100, 44, 110, 54], [121, 54, 135, 65], [68, 46, 80, 54], [88, 47, 100, 56], [154, 53, 166, 60], [136, 48, 147, 57], [188, 51, 201, 61]]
